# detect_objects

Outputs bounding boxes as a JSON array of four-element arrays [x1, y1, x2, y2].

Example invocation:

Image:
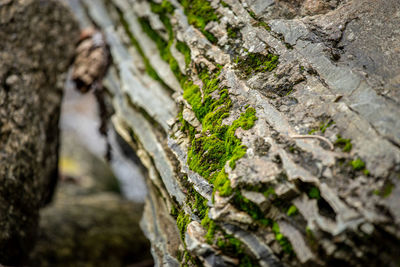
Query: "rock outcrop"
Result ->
[[0, 0, 79, 264], [67, 0, 400, 266]]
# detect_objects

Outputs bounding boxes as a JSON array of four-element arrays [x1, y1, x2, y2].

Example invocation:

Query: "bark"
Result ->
[[0, 0, 79, 264], [68, 0, 400, 266]]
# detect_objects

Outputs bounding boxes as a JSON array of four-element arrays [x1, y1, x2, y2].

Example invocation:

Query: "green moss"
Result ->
[[263, 187, 276, 198], [227, 25, 240, 38], [201, 211, 216, 243], [374, 183, 394, 198], [335, 135, 352, 152], [177, 211, 191, 242], [150, 0, 174, 14], [221, 1, 229, 8], [319, 120, 334, 134], [350, 158, 365, 171], [217, 235, 243, 254], [179, 110, 196, 140], [256, 21, 271, 31], [170, 205, 179, 217], [308, 187, 321, 200], [236, 52, 279, 78], [138, 17, 186, 83], [185, 69, 257, 197], [233, 190, 265, 221], [286, 205, 298, 216], [248, 10, 257, 19], [178, 0, 219, 43], [117, 8, 169, 89], [188, 186, 209, 218], [272, 222, 294, 255], [308, 129, 317, 135], [308, 120, 334, 135], [143, 3, 258, 203], [176, 41, 191, 67]]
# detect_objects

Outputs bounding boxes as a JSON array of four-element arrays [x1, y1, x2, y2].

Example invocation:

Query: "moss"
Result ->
[[263, 187, 276, 198], [319, 120, 334, 133], [232, 190, 265, 221], [256, 21, 271, 31], [374, 183, 394, 198], [335, 135, 352, 152], [216, 235, 243, 254], [170, 205, 179, 217], [305, 227, 318, 249], [235, 52, 279, 78], [286, 205, 298, 216], [178, 0, 219, 43], [138, 17, 186, 83], [308, 187, 321, 200], [187, 186, 209, 218], [177, 211, 191, 241], [248, 10, 257, 19], [227, 25, 240, 39], [150, 0, 174, 14], [176, 41, 191, 67], [272, 222, 294, 255], [185, 69, 257, 197], [350, 158, 365, 171], [201, 211, 216, 243], [117, 7, 170, 89], [308, 120, 334, 135], [308, 129, 317, 135], [221, 1, 229, 8]]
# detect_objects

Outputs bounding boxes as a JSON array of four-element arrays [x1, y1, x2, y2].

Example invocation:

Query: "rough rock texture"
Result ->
[[0, 0, 79, 264], [68, 0, 400, 266]]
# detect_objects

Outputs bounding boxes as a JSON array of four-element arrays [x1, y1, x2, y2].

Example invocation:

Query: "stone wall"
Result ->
[[68, 0, 400, 266]]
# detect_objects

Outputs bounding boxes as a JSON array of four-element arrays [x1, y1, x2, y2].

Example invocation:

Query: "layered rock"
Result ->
[[0, 1, 79, 264], [68, 0, 400, 266]]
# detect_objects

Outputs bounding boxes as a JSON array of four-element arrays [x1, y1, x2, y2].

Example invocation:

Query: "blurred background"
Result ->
[[29, 72, 153, 266]]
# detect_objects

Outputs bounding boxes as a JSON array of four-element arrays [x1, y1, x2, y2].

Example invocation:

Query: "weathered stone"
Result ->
[[0, 1, 79, 264], [66, 0, 400, 265]]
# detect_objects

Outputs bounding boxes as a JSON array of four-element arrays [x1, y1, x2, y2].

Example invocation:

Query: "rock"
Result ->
[[0, 0, 79, 264], [65, 0, 400, 266]]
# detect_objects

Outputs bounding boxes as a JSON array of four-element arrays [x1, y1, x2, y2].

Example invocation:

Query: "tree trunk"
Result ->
[[72, 0, 400, 266], [0, 0, 79, 264]]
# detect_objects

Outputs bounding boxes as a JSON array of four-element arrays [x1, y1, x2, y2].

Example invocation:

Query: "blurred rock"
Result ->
[[0, 0, 79, 264]]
